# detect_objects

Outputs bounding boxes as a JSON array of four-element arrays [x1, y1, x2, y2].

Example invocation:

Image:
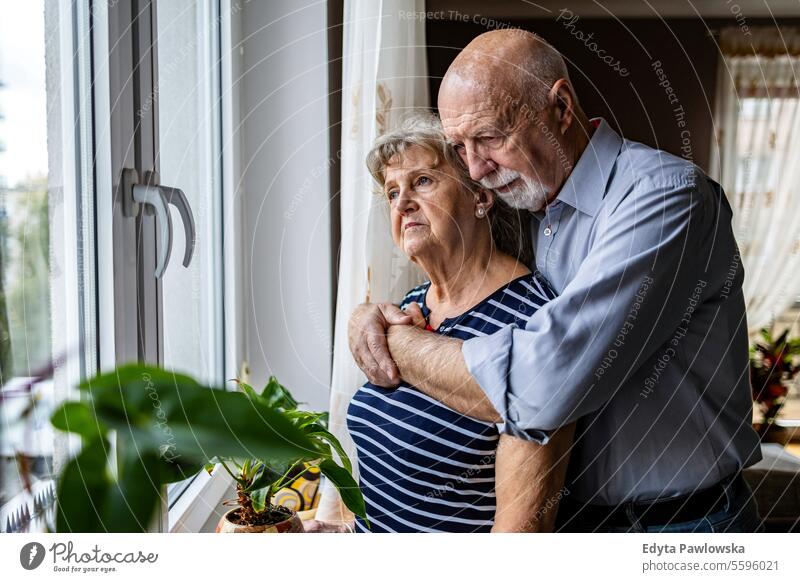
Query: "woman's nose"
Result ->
[[395, 188, 417, 213], [466, 146, 497, 182]]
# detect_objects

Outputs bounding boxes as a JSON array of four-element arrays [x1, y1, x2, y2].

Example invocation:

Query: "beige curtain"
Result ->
[[315, 0, 428, 524], [710, 28, 800, 333]]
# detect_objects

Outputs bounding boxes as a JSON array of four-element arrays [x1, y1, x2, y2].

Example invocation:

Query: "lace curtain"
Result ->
[[314, 0, 428, 523], [710, 28, 800, 333]]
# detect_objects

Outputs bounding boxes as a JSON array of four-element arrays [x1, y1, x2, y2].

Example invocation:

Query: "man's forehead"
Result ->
[[440, 103, 505, 137]]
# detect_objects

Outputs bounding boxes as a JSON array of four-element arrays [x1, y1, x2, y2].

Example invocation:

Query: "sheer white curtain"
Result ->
[[315, 0, 428, 523], [710, 28, 800, 333]]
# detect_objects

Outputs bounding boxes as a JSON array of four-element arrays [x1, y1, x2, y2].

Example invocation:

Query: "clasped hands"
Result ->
[[347, 302, 428, 387]]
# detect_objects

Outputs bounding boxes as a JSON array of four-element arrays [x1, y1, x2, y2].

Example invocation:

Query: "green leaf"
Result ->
[[285, 409, 328, 429], [244, 464, 285, 493], [51, 401, 108, 441], [306, 426, 352, 474], [56, 437, 112, 532], [79, 363, 200, 393], [318, 459, 366, 521], [260, 376, 298, 410], [236, 381, 259, 400], [101, 444, 163, 532], [251, 487, 268, 512], [86, 376, 316, 465]]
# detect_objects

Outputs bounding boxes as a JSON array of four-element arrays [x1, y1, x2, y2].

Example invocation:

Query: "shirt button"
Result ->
[[544, 226, 552, 237]]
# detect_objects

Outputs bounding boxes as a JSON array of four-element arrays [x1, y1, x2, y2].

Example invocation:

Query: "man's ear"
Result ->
[[549, 79, 576, 135]]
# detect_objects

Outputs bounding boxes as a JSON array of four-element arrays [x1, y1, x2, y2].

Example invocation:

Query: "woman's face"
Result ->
[[383, 146, 478, 262]]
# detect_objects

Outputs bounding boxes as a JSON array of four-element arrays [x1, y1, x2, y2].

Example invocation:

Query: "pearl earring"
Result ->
[[477, 207, 485, 217]]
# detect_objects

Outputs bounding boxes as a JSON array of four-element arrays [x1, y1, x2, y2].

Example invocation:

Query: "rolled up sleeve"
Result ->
[[462, 324, 553, 442], [463, 172, 717, 441]]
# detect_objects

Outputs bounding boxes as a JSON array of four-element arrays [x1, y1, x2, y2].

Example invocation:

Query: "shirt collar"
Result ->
[[550, 118, 622, 217]]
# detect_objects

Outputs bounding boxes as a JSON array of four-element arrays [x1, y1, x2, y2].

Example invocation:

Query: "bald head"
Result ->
[[439, 29, 570, 115], [437, 30, 591, 212]]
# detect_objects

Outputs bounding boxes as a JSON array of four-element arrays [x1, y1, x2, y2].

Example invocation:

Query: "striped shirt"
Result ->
[[347, 272, 556, 532]]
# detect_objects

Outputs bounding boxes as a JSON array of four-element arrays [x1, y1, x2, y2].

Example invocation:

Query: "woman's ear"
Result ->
[[475, 187, 496, 218]]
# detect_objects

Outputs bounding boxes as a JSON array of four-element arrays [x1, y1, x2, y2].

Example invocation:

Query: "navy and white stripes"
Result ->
[[347, 272, 556, 532]]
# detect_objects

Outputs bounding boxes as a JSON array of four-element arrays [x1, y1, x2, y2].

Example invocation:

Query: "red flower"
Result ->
[[767, 383, 788, 398]]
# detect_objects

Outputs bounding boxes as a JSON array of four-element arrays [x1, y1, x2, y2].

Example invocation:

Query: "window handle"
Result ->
[[121, 168, 196, 279], [159, 185, 196, 269], [133, 182, 173, 278]]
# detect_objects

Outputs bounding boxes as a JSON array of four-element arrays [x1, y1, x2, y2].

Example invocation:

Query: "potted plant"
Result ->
[[750, 328, 800, 444], [212, 376, 365, 533], [48, 364, 366, 532]]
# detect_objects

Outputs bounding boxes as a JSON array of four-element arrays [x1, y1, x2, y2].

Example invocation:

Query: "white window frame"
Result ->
[[90, 0, 243, 531], [165, 0, 246, 531]]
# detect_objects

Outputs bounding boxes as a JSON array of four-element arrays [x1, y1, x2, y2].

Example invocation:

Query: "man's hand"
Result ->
[[348, 303, 411, 386]]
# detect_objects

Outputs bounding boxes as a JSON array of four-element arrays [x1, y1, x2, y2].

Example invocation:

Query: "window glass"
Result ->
[[0, 0, 89, 531]]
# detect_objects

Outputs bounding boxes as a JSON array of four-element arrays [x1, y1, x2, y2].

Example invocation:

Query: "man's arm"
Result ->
[[462, 171, 727, 440], [386, 324, 500, 422], [386, 319, 577, 532], [492, 423, 576, 532]]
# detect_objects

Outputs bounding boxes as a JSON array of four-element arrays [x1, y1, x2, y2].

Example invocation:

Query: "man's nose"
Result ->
[[465, 146, 497, 182]]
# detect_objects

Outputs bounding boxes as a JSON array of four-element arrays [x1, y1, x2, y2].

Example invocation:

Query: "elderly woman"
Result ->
[[312, 114, 562, 533]]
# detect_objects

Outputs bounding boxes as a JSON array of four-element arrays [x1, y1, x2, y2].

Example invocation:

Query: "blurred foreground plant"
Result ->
[[50, 364, 364, 532]]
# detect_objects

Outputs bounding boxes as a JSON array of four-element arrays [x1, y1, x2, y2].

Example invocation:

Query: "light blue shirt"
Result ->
[[462, 120, 762, 504]]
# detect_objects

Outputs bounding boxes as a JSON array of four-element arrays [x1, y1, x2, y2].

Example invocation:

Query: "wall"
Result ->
[[427, 17, 800, 172], [239, 0, 333, 410]]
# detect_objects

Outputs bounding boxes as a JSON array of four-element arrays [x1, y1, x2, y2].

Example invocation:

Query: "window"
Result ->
[[734, 97, 799, 197], [1, 0, 238, 533], [154, 0, 225, 511], [734, 95, 800, 422], [0, 0, 95, 532]]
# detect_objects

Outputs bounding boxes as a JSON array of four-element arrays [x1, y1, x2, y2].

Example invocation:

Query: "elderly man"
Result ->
[[349, 29, 763, 532]]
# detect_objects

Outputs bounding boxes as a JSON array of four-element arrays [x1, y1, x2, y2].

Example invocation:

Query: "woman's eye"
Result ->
[[416, 176, 432, 187], [387, 190, 398, 201]]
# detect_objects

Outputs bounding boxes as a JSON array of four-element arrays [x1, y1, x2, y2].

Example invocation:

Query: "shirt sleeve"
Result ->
[[462, 171, 725, 443]]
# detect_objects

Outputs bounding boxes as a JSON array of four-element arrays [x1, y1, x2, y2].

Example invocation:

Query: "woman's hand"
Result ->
[[348, 302, 411, 386], [402, 302, 428, 330], [303, 519, 354, 533]]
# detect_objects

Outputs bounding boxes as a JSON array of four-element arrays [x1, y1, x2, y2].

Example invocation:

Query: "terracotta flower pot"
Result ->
[[757, 423, 792, 446], [216, 507, 305, 533]]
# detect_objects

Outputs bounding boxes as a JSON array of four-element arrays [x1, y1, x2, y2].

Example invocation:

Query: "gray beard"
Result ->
[[496, 175, 549, 212]]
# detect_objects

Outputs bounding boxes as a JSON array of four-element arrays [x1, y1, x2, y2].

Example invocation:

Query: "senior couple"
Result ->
[[309, 30, 763, 533]]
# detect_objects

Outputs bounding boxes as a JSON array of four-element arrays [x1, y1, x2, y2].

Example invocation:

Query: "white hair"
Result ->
[[520, 34, 571, 111]]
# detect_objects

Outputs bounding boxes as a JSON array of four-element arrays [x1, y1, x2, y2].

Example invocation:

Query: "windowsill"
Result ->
[[168, 465, 233, 533], [777, 420, 800, 444]]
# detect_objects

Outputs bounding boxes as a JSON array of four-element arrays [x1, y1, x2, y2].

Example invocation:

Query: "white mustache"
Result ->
[[479, 167, 520, 190]]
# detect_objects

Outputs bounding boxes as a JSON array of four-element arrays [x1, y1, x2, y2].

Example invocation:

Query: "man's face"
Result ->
[[440, 87, 563, 211]]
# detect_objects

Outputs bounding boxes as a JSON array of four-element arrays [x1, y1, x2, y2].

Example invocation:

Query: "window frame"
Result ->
[[93, 0, 243, 530], [163, 0, 246, 528]]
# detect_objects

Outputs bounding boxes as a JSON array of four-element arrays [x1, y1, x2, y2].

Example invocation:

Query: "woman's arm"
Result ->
[[491, 422, 576, 532]]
